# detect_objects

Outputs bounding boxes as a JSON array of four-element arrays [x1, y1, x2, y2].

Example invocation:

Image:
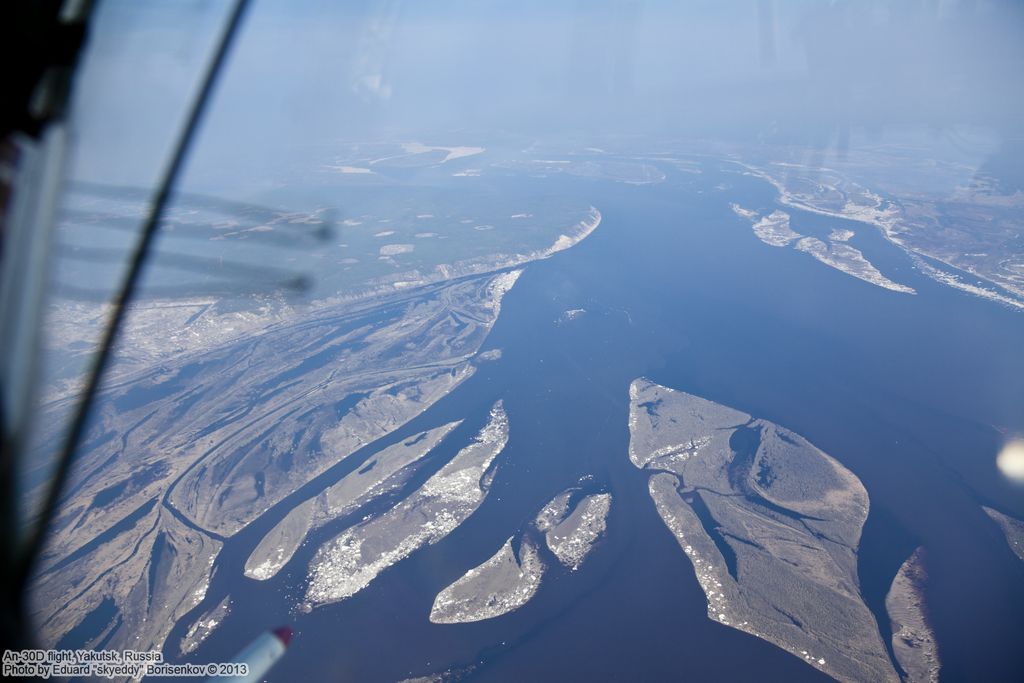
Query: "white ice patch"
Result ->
[[379, 244, 414, 256], [305, 402, 508, 607]]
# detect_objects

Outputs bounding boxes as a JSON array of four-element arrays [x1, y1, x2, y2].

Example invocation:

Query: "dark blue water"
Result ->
[[165, 160, 1024, 682]]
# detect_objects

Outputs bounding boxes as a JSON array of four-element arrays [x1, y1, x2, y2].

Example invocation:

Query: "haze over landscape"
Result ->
[[22, 2, 1024, 682]]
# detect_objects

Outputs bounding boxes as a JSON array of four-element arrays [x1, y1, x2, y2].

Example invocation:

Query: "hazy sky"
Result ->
[[66, 0, 1024, 190]]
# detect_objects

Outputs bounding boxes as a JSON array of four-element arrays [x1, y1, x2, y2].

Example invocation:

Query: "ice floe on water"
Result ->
[[556, 308, 586, 325], [380, 243, 414, 256], [730, 203, 758, 220], [326, 165, 375, 174], [304, 402, 508, 607], [429, 537, 544, 624]]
